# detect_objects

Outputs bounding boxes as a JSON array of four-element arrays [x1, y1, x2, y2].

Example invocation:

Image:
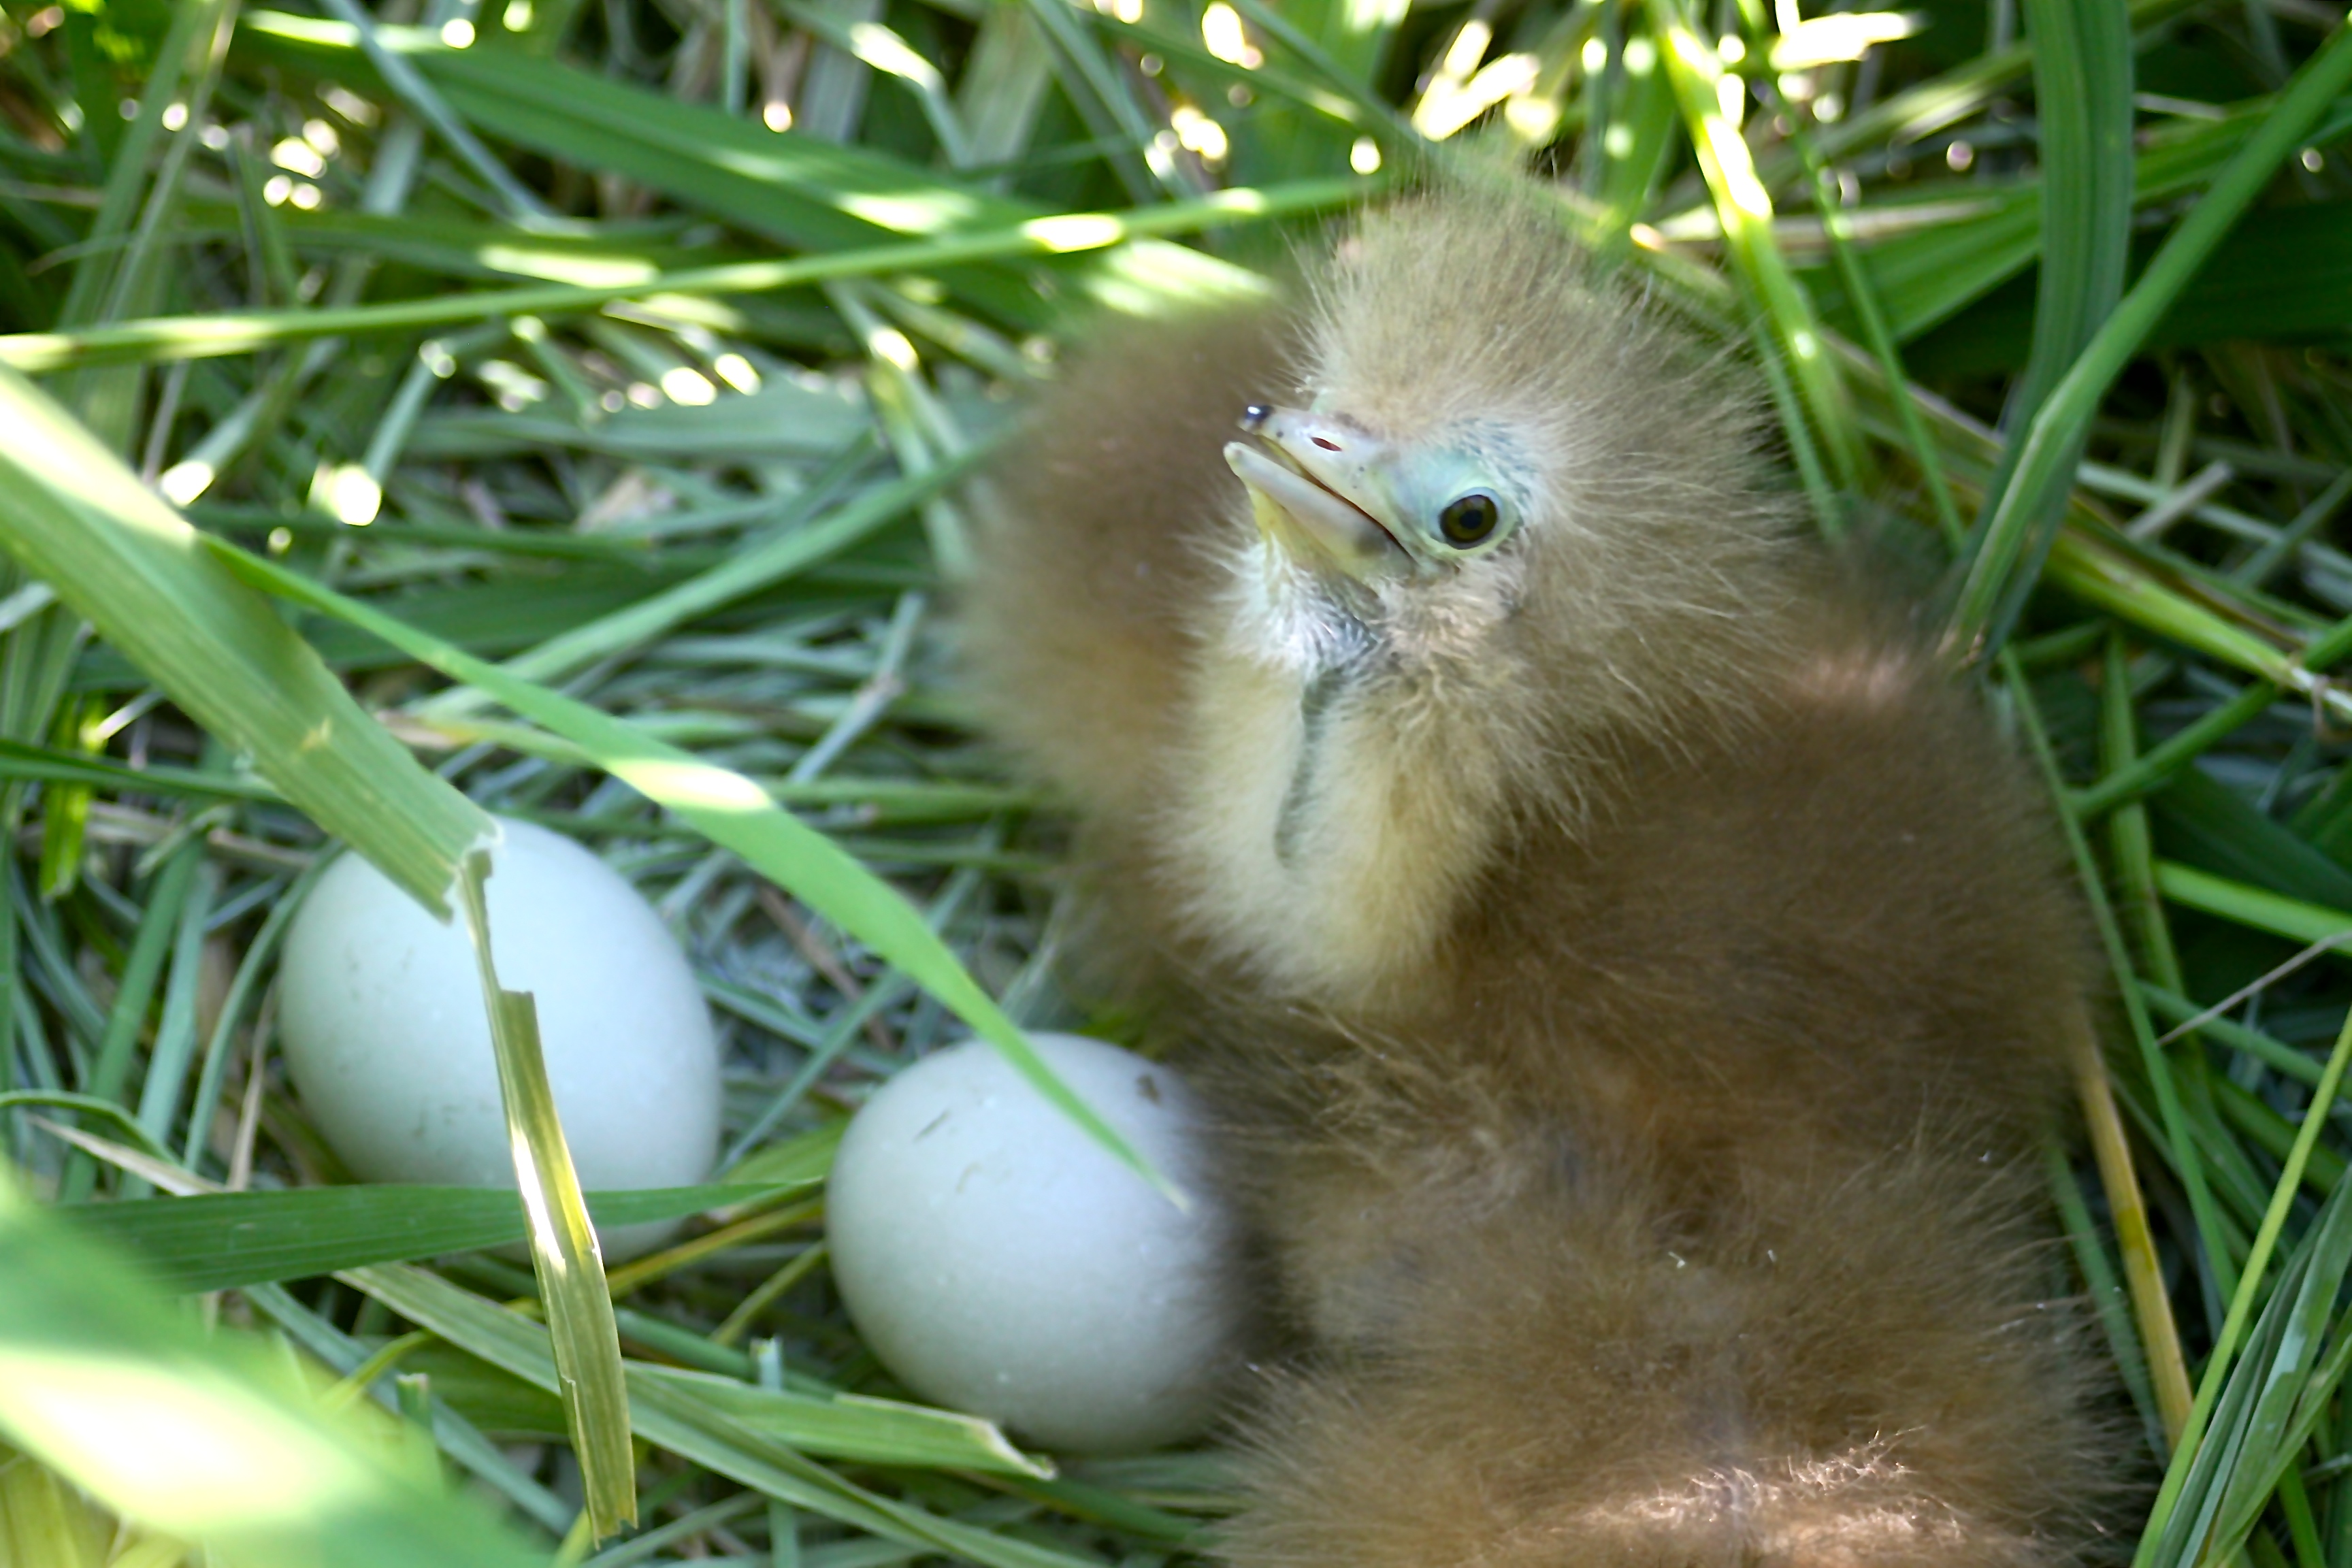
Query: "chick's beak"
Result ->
[[1224, 405, 1410, 583]]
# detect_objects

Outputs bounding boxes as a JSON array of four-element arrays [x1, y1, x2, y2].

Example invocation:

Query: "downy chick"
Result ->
[[961, 191, 2126, 1568]]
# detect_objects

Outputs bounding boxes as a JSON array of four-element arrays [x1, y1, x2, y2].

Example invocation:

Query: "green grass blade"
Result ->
[[2007, 649, 2234, 1355], [239, 11, 1255, 318], [628, 1367, 1049, 1477], [2043, 531, 2346, 723], [2101, 636, 2264, 1313], [59, 1183, 800, 1295], [61, 842, 202, 1203], [313, 0, 553, 223], [0, 180, 1370, 373], [2154, 862, 2352, 947], [1780, 98, 1963, 545], [126, 850, 217, 1196], [2072, 679, 2282, 819], [1857, 105, 2352, 359], [2134, 1000, 2352, 1566], [52, 0, 223, 335], [344, 1262, 1100, 1568], [1590, 34, 1680, 251]]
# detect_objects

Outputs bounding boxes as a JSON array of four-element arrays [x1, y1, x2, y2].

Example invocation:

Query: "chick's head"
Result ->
[[1221, 194, 1799, 738], [1169, 194, 1807, 1007]]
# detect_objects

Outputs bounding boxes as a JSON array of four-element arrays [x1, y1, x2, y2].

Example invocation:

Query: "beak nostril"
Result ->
[[1311, 436, 1341, 451]]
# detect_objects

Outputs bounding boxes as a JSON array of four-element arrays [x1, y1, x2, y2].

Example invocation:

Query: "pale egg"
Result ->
[[277, 816, 721, 1261], [826, 1032, 1243, 1453]]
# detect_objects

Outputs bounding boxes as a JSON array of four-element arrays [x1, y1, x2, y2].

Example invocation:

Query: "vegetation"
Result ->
[[0, 0, 2348, 1562]]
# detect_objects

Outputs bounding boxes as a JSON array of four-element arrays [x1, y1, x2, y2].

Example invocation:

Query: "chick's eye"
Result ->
[[1439, 492, 1501, 546]]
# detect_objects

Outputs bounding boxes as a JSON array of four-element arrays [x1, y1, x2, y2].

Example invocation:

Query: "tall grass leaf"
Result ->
[[1803, 101, 2352, 350], [1769, 0, 2210, 186], [1090, 12, 1373, 138], [2006, 651, 2230, 1385], [958, 3, 1056, 170], [53, 0, 223, 334], [0, 363, 483, 914], [1017, 0, 1183, 203], [1218, 0, 1396, 182], [312, 0, 552, 223], [1950, 0, 2134, 653], [2091, 639, 2203, 1436], [1652, 0, 1859, 502], [1592, 42, 1681, 252], [2149, 766, 2352, 911], [0, 1171, 542, 1568]]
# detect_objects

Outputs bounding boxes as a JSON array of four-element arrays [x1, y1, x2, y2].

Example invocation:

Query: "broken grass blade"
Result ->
[[2042, 531, 2352, 728], [456, 849, 635, 1540]]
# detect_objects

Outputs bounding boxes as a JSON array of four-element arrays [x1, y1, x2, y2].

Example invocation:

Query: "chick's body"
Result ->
[[962, 194, 2124, 1567]]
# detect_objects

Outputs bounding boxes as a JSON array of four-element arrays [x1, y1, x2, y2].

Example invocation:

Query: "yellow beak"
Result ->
[[1223, 405, 1409, 583]]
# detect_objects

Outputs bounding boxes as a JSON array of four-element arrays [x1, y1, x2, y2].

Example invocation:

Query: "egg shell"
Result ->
[[277, 817, 721, 1261], [826, 1032, 1242, 1454]]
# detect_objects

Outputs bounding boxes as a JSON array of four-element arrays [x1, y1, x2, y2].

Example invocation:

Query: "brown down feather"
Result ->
[[957, 187, 2134, 1568]]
